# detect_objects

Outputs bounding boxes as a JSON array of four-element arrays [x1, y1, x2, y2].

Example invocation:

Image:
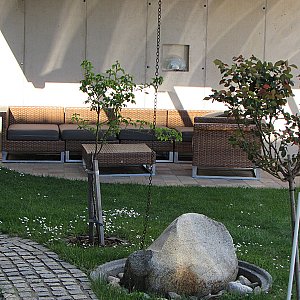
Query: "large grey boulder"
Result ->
[[122, 213, 238, 297]]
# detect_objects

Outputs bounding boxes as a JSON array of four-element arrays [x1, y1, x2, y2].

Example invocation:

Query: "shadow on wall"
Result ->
[[0, 0, 148, 89]]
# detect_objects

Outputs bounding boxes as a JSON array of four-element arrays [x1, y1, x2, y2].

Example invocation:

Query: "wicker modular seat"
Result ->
[[1, 106, 65, 162], [192, 116, 259, 179], [118, 108, 173, 162], [63, 107, 118, 162], [167, 110, 217, 163]]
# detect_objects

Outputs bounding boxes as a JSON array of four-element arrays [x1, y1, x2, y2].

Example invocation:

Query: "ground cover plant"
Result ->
[[0, 166, 296, 299]]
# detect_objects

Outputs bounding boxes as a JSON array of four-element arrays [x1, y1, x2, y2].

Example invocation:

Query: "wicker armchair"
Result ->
[[192, 116, 259, 179], [167, 110, 217, 162]]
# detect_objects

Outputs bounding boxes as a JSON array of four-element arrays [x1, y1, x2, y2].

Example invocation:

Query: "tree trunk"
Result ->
[[87, 158, 105, 246], [93, 159, 105, 246], [87, 170, 95, 244], [288, 177, 300, 299]]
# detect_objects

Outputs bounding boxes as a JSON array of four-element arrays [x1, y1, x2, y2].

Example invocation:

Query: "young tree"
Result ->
[[76, 60, 145, 161], [76, 60, 181, 246], [205, 55, 300, 297]]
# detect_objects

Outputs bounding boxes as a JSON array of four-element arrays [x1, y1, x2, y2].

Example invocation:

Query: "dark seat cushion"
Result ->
[[59, 124, 117, 141], [174, 127, 193, 142], [118, 125, 166, 141], [7, 124, 60, 141]]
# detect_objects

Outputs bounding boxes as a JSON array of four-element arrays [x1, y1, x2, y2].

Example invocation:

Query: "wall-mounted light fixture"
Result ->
[[162, 44, 189, 72]]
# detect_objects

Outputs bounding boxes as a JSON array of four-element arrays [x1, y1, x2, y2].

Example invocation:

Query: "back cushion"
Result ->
[[121, 108, 167, 126], [167, 110, 216, 128], [65, 107, 112, 124], [9, 106, 64, 125]]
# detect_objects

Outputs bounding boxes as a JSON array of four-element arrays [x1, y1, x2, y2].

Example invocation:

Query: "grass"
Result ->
[[0, 165, 295, 299]]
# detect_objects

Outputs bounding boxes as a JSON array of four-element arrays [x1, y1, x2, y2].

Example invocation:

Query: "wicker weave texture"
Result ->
[[195, 122, 255, 132], [194, 116, 238, 124], [174, 141, 192, 153], [119, 140, 173, 152], [65, 107, 112, 124], [167, 110, 216, 128], [2, 107, 65, 155], [0, 111, 7, 150], [66, 140, 118, 152], [82, 143, 155, 167], [4, 140, 65, 153], [192, 122, 256, 168], [9, 106, 64, 125], [121, 108, 167, 126]]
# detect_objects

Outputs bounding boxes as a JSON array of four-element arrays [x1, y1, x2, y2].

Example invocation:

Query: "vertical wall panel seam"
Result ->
[[84, 0, 87, 61], [23, 0, 26, 74], [263, 0, 268, 60], [203, 0, 209, 89], [22, 0, 26, 105], [144, 0, 149, 86]]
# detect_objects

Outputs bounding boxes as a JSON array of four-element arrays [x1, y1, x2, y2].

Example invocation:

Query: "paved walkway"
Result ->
[[2, 161, 299, 188], [0, 235, 97, 300]]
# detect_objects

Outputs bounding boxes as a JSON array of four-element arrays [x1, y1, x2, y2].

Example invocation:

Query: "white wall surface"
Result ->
[[0, 0, 26, 105], [0, 0, 299, 112]]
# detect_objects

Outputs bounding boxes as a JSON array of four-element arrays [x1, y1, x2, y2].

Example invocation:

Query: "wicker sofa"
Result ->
[[1, 106, 216, 163], [192, 115, 259, 179]]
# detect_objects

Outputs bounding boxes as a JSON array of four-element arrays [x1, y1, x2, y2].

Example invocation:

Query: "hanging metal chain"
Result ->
[[140, 0, 162, 250]]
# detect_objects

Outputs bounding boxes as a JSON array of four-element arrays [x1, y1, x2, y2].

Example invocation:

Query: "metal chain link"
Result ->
[[140, 0, 162, 250]]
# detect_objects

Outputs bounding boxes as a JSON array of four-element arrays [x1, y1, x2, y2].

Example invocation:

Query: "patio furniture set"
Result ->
[[0, 106, 258, 178]]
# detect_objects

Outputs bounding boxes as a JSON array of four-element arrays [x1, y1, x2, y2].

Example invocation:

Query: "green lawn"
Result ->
[[0, 166, 295, 299]]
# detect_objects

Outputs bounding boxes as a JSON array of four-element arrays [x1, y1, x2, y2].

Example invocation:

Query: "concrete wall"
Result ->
[[0, 0, 300, 111]]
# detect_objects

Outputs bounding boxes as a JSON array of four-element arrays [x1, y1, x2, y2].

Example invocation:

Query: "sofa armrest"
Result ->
[[0, 109, 9, 146]]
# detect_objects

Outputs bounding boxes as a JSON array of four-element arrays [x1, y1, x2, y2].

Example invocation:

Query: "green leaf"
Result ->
[[214, 59, 223, 66]]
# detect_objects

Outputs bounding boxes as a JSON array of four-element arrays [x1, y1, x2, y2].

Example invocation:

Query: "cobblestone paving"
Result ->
[[0, 234, 98, 299]]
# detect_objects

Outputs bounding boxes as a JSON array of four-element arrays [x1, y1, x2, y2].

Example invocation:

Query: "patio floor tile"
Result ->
[[1, 161, 298, 189]]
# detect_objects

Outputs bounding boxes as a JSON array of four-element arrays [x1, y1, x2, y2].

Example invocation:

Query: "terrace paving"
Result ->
[[1, 161, 297, 189]]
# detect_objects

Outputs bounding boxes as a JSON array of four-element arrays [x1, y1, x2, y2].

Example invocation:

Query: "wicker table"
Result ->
[[82, 143, 156, 176]]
